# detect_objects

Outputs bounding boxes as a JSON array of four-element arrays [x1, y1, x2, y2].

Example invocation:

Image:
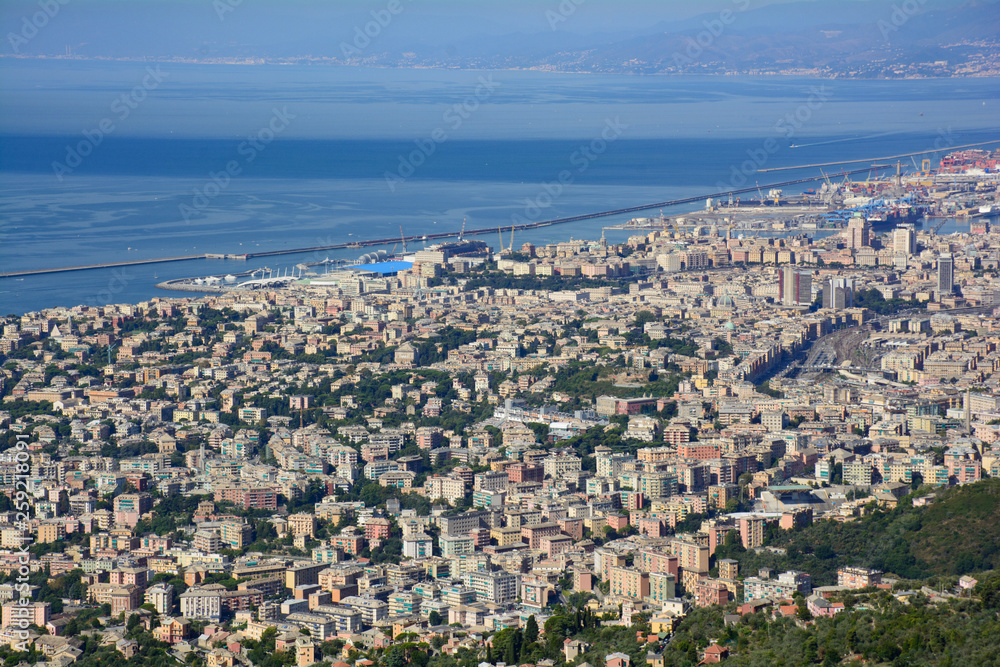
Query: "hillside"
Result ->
[[5, 0, 999, 77], [714, 479, 1000, 585], [657, 577, 1000, 667]]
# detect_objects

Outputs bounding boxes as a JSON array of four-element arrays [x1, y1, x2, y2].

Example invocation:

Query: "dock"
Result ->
[[0, 167, 886, 279]]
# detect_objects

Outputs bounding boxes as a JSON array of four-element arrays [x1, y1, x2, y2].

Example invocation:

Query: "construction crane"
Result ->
[[292, 407, 313, 430]]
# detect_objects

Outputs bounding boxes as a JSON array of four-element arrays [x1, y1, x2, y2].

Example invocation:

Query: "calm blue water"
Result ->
[[1, 61, 998, 314]]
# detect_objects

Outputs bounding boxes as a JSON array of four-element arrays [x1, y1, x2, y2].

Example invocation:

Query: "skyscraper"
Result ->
[[823, 277, 855, 310], [846, 216, 870, 249], [938, 253, 954, 297], [779, 266, 813, 306], [893, 224, 916, 256]]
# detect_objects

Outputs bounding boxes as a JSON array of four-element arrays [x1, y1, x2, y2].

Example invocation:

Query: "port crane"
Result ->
[[819, 169, 844, 208], [399, 225, 407, 254]]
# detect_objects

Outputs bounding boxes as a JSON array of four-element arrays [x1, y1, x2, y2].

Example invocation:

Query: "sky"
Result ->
[[1, 0, 980, 59]]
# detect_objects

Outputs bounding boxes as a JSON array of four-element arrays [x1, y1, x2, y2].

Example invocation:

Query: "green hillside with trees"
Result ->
[[714, 479, 1000, 585], [657, 574, 1000, 667]]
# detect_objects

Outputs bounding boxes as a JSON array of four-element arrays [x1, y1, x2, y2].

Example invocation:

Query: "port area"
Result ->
[[603, 203, 839, 236], [155, 258, 357, 293], [155, 268, 259, 294]]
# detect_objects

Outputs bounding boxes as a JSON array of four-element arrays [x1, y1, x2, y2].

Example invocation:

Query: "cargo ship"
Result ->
[[867, 205, 927, 230]]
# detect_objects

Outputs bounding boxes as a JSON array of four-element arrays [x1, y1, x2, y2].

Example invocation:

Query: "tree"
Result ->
[[491, 628, 523, 665], [523, 615, 538, 645], [796, 597, 813, 621], [634, 311, 656, 328], [383, 645, 408, 667], [428, 610, 442, 626], [978, 574, 1000, 610], [126, 613, 141, 636]]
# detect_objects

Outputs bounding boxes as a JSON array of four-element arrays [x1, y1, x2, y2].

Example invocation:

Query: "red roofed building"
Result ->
[[704, 645, 729, 663]]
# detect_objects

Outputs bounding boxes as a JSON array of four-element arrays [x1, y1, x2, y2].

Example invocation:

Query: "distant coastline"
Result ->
[[3, 54, 999, 80]]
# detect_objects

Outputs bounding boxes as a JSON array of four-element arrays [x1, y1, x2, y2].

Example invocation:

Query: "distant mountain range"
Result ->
[[337, 1, 1000, 76], [3, 0, 999, 77]]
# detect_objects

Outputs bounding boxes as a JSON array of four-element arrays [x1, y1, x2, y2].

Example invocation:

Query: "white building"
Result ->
[[463, 570, 518, 604], [179, 587, 222, 621], [403, 533, 434, 559], [144, 583, 174, 615]]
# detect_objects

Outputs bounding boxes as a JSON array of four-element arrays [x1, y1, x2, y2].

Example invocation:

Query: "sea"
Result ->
[[1, 60, 998, 315]]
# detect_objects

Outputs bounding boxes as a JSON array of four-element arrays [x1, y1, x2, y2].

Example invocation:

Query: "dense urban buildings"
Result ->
[[0, 153, 998, 667]]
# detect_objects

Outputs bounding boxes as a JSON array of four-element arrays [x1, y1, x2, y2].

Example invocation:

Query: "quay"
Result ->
[[0, 167, 886, 279]]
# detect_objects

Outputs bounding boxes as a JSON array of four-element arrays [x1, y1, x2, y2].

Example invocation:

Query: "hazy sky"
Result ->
[[0, 0, 985, 58]]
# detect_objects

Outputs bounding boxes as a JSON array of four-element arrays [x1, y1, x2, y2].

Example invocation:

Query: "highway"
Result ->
[[0, 166, 886, 279]]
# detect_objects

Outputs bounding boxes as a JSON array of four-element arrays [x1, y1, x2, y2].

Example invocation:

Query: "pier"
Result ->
[[0, 254, 206, 278], [0, 167, 886, 279]]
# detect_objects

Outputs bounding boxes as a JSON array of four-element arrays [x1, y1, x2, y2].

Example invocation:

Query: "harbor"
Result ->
[[0, 167, 889, 280]]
